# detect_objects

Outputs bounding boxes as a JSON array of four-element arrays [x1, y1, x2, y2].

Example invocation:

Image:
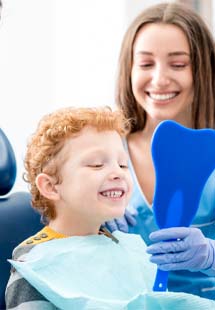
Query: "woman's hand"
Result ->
[[147, 227, 215, 272], [102, 209, 137, 233]]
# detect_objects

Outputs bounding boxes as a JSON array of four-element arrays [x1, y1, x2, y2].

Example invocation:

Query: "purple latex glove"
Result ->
[[103, 208, 137, 233], [147, 227, 215, 272]]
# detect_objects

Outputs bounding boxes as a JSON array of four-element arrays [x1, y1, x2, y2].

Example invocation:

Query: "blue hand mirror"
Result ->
[[151, 120, 215, 291]]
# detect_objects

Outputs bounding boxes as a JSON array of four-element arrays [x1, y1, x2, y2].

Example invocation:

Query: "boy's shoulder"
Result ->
[[20, 225, 67, 247], [20, 227, 52, 247], [12, 227, 52, 260], [14, 226, 61, 257], [15, 226, 66, 255]]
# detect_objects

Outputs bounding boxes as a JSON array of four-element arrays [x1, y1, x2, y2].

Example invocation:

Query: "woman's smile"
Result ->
[[146, 91, 180, 104]]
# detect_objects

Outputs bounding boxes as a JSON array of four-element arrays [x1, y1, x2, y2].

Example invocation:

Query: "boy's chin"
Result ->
[[104, 208, 126, 221]]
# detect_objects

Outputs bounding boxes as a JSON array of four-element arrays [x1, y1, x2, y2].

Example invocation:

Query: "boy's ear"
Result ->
[[36, 173, 60, 201]]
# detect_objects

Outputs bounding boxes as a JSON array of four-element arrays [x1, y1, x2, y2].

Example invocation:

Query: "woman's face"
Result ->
[[131, 23, 194, 127]]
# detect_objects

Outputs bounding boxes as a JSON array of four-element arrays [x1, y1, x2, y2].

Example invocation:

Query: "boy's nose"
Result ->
[[108, 172, 122, 180], [108, 166, 124, 180]]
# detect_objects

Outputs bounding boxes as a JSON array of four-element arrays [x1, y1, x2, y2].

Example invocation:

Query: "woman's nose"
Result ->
[[151, 65, 171, 88]]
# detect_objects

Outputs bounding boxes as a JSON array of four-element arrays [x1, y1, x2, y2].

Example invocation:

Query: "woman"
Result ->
[[114, 1, 215, 300]]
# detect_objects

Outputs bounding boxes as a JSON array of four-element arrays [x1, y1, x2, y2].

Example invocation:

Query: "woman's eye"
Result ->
[[171, 63, 187, 69], [139, 63, 153, 68]]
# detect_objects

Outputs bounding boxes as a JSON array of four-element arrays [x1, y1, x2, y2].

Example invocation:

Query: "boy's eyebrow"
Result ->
[[82, 149, 129, 160], [83, 149, 108, 157], [134, 51, 190, 57]]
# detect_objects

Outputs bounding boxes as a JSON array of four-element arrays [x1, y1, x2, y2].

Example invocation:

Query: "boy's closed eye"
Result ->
[[119, 163, 128, 169], [86, 163, 128, 169], [87, 164, 104, 168]]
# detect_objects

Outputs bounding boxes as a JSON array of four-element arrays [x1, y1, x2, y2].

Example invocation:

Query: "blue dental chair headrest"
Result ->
[[0, 129, 16, 195], [0, 128, 43, 309]]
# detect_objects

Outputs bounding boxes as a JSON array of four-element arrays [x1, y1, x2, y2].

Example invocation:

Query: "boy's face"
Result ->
[[54, 126, 133, 226]]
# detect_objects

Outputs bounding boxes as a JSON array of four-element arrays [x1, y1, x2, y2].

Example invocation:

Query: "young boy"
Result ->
[[6, 107, 215, 310], [5, 106, 139, 309]]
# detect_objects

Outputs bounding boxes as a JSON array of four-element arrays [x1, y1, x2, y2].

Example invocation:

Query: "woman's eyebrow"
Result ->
[[134, 51, 190, 57], [134, 51, 153, 56], [168, 51, 190, 57]]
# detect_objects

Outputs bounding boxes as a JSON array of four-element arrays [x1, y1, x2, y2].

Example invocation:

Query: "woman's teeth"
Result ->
[[149, 92, 177, 101], [101, 190, 123, 198]]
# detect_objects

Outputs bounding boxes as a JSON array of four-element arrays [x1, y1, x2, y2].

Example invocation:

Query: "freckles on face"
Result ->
[[131, 23, 194, 125]]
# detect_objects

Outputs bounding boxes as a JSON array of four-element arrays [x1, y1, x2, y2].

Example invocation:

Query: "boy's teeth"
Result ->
[[149, 93, 176, 101], [101, 190, 123, 198]]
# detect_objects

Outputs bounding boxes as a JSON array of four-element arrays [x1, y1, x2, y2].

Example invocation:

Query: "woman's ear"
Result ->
[[36, 173, 60, 201]]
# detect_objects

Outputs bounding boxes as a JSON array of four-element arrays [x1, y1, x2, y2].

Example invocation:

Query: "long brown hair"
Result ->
[[116, 2, 215, 132]]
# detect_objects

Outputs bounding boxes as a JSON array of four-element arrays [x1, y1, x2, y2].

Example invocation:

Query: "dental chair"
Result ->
[[0, 128, 43, 309]]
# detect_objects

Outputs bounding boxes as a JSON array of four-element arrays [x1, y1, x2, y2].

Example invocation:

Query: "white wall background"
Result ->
[[0, 0, 54, 192], [0, 0, 208, 192]]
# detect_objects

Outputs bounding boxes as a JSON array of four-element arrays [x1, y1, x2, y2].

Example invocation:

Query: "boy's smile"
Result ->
[[99, 189, 125, 199], [48, 126, 133, 236]]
